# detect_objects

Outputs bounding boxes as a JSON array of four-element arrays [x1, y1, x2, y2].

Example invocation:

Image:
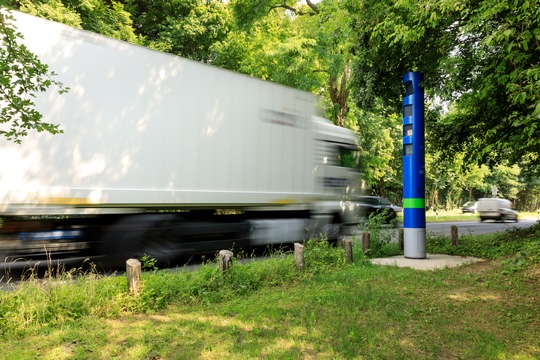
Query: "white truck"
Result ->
[[0, 10, 362, 269], [477, 198, 518, 222]]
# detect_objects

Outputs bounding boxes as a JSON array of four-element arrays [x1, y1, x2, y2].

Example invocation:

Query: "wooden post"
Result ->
[[451, 225, 459, 246], [294, 243, 304, 271], [343, 239, 353, 264], [126, 258, 141, 295], [362, 232, 371, 252], [398, 229, 404, 252], [219, 250, 234, 274]]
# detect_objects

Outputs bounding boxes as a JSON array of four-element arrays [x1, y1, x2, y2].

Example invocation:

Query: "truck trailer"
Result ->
[[0, 10, 362, 269]]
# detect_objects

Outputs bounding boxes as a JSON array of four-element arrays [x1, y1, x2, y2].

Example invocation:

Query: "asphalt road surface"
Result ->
[[425, 219, 538, 237]]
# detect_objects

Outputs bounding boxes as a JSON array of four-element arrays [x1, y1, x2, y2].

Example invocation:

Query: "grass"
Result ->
[[0, 223, 539, 359], [420, 209, 540, 223]]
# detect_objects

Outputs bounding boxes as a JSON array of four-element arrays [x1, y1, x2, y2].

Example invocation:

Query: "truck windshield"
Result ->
[[340, 148, 360, 169]]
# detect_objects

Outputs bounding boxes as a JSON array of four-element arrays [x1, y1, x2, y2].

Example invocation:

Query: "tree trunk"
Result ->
[[329, 61, 350, 127]]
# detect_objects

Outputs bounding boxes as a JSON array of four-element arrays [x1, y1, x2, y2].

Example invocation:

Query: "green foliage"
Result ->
[[139, 254, 158, 272], [355, 105, 402, 195], [18, 0, 82, 27], [361, 211, 401, 258], [347, 0, 540, 173], [230, 0, 318, 29], [303, 235, 346, 273], [1, 255, 539, 358], [427, 221, 540, 273], [212, 7, 325, 93], [0, 265, 128, 336], [0, 10, 68, 144], [488, 164, 523, 200], [19, 0, 140, 42], [501, 240, 540, 274], [0, 240, 350, 333], [214, 0, 357, 126], [122, 0, 231, 61], [1, 224, 539, 340]]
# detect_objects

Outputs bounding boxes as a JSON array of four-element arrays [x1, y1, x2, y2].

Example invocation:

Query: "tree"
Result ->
[[212, 7, 325, 93], [487, 164, 523, 201], [223, 0, 356, 127], [0, 10, 68, 143], [425, 151, 446, 209], [355, 104, 402, 199], [347, 0, 540, 174], [217, 1, 407, 198], [19, 0, 140, 42], [462, 164, 490, 201], [120, 0, 231, 62], [230, 0, 319, 28], [15, 0, 82, 27], [310, 0, 354, 126]]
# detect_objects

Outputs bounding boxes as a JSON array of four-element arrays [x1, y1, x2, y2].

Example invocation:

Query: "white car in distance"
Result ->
[[477, 198, 518, 222]]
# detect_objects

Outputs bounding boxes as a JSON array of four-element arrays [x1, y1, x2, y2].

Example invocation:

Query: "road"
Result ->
[[425, 219, 538, 237], [350, 218, 538, 244]]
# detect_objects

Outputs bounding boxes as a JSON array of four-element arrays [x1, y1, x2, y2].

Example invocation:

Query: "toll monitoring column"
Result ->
[[402, 72, 426, 259]]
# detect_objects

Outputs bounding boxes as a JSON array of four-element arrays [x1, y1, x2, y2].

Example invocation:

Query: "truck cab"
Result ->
[[311, 117, 362, 233]]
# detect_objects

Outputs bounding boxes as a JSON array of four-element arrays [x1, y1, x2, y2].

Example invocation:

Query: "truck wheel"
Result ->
[[321, 214, 342, 245], [101, 214, 181, 268]]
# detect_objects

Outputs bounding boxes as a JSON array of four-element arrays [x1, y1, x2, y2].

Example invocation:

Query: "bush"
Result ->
[[303, 235, 346, 272], [360, 212, 401, 258]]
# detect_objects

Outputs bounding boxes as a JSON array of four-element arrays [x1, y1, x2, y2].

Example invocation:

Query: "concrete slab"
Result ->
[[371, 254, 484, 271]]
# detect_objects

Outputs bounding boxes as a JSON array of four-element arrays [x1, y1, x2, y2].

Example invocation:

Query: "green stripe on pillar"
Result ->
[[403, 198, 425, 209]]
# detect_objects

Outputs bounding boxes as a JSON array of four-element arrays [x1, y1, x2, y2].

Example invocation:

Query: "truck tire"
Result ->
[[327, 214, 343, 244], [101, 214, 182, 268]]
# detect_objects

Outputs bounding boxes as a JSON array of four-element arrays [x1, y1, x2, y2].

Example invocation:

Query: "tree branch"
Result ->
[[305, 0, 320, 14], [270, 1, 318, 16], [270, 4, 298, 13]]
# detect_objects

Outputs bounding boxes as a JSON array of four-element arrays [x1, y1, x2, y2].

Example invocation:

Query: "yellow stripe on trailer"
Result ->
[[270, 199, 297, 205], [38, 197, 91, 205]]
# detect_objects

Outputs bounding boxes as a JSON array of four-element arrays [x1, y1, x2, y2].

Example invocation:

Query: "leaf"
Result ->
[[0, 10, 68, 143]]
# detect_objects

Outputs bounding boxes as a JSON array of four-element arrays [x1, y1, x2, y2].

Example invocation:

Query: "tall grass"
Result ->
[[0, 238, 356, 335], [1, 220, 538, 338], [0, 263, 130, 336]]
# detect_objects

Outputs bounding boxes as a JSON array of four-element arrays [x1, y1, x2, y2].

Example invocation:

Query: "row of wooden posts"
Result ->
[[126, 225, 461, 293]]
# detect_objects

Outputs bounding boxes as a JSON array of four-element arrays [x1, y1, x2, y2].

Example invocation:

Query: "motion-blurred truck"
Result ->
[[0, 10, 362, 269]]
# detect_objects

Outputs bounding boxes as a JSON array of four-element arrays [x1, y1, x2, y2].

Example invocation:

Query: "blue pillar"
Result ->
[[402, 72, 426, 259]]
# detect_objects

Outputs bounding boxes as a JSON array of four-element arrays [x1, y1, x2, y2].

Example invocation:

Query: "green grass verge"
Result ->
[[0, 224, 539, 359], [419, 210, 539, 223]]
